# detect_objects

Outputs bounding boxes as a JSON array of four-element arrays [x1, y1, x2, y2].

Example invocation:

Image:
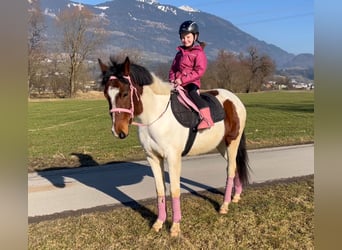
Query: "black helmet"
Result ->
[[178, 20, 199, 37]]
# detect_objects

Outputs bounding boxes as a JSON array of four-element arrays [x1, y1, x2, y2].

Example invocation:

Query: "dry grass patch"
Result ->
[[29, 176, 313, 249]]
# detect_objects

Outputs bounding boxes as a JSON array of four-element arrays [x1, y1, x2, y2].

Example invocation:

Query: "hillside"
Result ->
[[37, 0, 313, 69]]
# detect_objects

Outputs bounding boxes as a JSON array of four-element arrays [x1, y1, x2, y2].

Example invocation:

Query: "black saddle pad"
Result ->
[[170, 91, 225, 128]]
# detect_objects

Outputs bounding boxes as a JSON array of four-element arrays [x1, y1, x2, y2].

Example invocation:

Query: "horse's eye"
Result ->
[[119, 92, 128, 98]]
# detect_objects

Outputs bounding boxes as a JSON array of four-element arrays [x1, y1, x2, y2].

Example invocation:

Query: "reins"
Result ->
[[109, 75, 170, 127]]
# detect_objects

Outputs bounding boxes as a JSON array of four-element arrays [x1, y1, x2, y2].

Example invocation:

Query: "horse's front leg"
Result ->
[[167, 153, 182, 237], [147, 154, 167, 232]]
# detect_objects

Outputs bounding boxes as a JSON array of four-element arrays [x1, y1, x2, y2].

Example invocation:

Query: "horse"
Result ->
[[98, 56, 250, 237]]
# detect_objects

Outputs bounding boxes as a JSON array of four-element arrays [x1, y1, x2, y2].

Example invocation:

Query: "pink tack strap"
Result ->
[[109, 75, 138, 118], [172, 197, 181, 223], [224, 177, 234, 203], [109, 74, 169, 127], [157, 196, 167, 222], [234, 173, 243, 195], [110, 107, 133, 115], [175, 85, 200, 114]]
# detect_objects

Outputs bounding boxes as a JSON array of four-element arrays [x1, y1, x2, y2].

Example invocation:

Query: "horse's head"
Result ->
[[98, 56, 152, 139]]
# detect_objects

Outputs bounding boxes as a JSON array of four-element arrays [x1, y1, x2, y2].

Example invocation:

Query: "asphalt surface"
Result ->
[[28, 144, 314, 219]]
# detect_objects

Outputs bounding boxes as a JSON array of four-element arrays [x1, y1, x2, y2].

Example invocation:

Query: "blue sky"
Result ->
[[77, 0, 314, 55]]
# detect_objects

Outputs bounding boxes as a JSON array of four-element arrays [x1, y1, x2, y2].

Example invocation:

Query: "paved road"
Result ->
[[28, 144, 314, 218]]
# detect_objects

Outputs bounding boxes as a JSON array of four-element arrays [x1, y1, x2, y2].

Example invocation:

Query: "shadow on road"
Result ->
[[37, 153, 223, 223]]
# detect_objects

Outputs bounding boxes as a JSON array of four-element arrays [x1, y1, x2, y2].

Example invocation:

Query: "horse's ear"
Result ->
[[98, 58, 108, 74], [123, 56, 130, 76]]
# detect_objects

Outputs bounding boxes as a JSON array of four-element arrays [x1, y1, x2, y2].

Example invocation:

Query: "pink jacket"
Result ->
[[169, 44, 207, 88]]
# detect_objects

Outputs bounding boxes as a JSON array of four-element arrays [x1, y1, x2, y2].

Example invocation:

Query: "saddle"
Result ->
[[170, 90, 225, 156]]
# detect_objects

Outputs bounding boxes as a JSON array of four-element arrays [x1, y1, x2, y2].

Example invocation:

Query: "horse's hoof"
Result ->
[[152, 219, 164, 232], [170, 222, 181, 237], [232, 194, 241, 203], [219, 204, 229, 214]]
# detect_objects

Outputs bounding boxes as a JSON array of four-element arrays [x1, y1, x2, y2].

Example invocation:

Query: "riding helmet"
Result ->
[[178, 20, 199, 39]]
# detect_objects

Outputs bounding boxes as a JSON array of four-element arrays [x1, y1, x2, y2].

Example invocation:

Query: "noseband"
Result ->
[[109, 75, 139, 119], [108, 74, 170, 127]]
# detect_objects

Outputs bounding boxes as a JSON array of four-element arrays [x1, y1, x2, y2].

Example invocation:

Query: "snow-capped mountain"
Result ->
[[36, 0, 312, 68], [178, 5, 199, 13]]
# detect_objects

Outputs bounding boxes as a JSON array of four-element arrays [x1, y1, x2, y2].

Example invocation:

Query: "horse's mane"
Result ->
[[149, 73, 172, 95], [106, 57, 171, 95], [109, 58, 153, 86]]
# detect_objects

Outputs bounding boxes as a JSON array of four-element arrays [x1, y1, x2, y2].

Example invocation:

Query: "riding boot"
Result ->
[[198, 107, 214, 130]]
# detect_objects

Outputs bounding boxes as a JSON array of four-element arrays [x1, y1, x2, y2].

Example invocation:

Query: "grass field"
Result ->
[[28, 91, 314, 171], [28, 175, 314, 249]]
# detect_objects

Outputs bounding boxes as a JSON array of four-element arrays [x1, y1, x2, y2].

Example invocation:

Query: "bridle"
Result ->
[[109, 75, 170, 127], [109, 75, 139, 118]]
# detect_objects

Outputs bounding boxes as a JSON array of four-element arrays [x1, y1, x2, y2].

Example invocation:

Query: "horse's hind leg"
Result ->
[[217, 139, 240, 214], [147, 154, 167, 232], [232, 172, 242, 203]]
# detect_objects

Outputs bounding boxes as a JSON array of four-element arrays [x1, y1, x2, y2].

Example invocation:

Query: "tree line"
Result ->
[[28, 0, 275, 98]]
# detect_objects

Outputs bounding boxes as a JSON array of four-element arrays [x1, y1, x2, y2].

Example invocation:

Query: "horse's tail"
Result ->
[[236, 131, 251, 185]]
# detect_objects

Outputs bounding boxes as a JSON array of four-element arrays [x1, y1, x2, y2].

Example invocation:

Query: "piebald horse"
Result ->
[[98, 57, 250, 237]]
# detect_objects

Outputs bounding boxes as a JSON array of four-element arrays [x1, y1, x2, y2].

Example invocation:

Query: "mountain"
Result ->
[[277, 53, 314, 80], [38, 0, 313, 69], [283, 53, 314, 69]]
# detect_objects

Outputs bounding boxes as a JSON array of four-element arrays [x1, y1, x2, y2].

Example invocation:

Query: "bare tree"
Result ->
[[203, 50, 250, 92], [211, 52, 251, 93], [201, 62, 217, 89], [215, 50, 236, 89], [56, 6, 106, 97], [202, 47, 275, 93], [28, 0, 45, 97], [244, 47, 275, 92]]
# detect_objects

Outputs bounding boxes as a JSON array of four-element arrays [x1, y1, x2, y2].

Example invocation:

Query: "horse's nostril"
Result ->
[[119, 132, 126, 139]]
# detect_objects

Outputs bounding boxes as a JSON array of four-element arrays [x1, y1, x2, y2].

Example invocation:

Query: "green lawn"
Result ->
[[240, 91, 314, 147], [28, 91, 314, 171]]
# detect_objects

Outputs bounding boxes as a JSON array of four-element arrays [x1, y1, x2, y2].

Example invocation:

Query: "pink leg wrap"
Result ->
[[234, 173, 243, 195], [157, 196, 167, 222], [224, 177, 234, 203], [172, 197, 181, 223]]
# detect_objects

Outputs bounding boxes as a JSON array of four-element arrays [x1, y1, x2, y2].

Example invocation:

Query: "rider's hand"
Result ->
[[174, 78, 182, 87]]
